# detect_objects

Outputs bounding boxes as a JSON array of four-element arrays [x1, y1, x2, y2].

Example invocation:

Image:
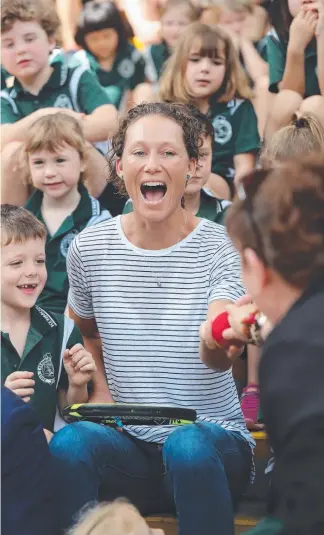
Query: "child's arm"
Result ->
[[239, 38, 268, 85], [4, 371, 35, 402], [58, 343, 96, 410], [81, 105, 118, 143], [280, 9, 317, 95], [317, 1, 324, 95], [233, 153, 256, 187]]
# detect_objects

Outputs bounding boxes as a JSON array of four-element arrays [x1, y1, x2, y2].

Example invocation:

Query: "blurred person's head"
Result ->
[[226, 157, 324, 322], [267, 0, 317, 43], [159, 22, 252, 108], [67, 499, 164, 535], [160, 0, 200, 49], [75, 0, 130, 60], [201, 0, 253, 36], [260, 113, 324, 168]]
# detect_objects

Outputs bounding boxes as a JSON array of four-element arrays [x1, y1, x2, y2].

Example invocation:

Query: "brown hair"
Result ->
[[160, 0, 201, 20], [200, 0, 252, 25], [226, 157, 324, 288], [1, 204, 47, 245], [23, 112, 86, 184], [1, 0, 60, 38], [67, 499, 151, 535], [260, 113, 324, 168], [159, 22, 252, 104], [107, 101, 203, 196]]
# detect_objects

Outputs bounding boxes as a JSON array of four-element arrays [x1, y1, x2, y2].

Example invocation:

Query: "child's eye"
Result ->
[[212, 59, 223, 66], [199, 152, 209, 158], [4, 42, 14, 49], [33, 160, 44, 166], [36, 259, 46, 264], [189, 57, 200, 63], [25, 36, 36, 43], [56, 158, 66, 163]]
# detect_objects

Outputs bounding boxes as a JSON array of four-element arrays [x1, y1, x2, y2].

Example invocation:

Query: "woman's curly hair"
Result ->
[[107, 101, 203, 197], [226, 156, 324, 288]]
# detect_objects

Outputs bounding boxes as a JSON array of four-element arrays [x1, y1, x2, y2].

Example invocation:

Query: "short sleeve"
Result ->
[[208, 235, 245, 304], [1, 92, 20, 124], [266, 34, 286, 93], [77, 70, 113, 114], [234, 100, 260, 156], [129, 51, 146, 90], [67, 234, 94, 319]]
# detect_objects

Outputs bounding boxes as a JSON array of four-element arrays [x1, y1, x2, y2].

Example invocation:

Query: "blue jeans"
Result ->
[[50, 422, 252, 535]]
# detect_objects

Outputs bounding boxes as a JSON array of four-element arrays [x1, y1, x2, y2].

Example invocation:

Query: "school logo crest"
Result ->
[[37, 353, 55, 385], [212, 115, 232, 145], [60, 230, 79, 258], [53, 94, 73, 109], [117, 58, 135, 79]]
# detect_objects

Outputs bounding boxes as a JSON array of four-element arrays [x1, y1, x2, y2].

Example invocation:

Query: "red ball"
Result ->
[[211, 311, 231, 348]]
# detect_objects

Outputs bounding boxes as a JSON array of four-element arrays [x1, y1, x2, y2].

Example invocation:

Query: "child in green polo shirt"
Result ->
[[265, 0, 324, 140], [123, 109, 231, 223], [73, 0, 146, 111], [1, 0, 118, 206], [1, 205, 97, 438], [23, 112, 111, 315], [159, 22, 260, 197], [145, 0, 200, 84]]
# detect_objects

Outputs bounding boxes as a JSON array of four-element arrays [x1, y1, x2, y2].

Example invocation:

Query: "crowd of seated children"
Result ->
[[1, 0, 324, 532], [0, 0, 117, 208]]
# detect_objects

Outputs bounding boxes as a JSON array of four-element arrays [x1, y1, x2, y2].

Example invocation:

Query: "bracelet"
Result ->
[[241, 310, 267, 347]]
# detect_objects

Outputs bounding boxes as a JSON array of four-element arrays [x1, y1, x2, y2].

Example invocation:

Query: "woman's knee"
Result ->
[[300, 96, 324, 128], [163, 424, 217, 471]]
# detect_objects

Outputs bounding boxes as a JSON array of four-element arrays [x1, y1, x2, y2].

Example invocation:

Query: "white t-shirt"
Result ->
[[67, 216, 254, 448]]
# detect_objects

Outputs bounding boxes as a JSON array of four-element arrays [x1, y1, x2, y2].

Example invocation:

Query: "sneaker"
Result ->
[[241, 383, 261, 429]]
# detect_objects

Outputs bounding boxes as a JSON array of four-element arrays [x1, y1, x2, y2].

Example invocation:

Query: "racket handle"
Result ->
[[211, 311, 231, 348]]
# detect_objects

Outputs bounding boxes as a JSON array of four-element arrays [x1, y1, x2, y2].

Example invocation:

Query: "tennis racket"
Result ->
[[63, 403, 197, 427]]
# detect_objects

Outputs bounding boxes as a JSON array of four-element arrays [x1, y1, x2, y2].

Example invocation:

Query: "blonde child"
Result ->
[[68, 499, 163, 535], [23, 113, 111, 315], [240, 111, 324, 428], [1, 205, 97, 439], [159, 22, 260, 197], [265, 0, 324, 140]]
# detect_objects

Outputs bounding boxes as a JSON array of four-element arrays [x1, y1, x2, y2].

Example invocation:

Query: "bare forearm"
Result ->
[[240, 40, 268, 84], [64, 384, 88, 406], [200, 340, 232, 371], [83, 335, 114, 402], [82, 105, 118, 142], [281, 47, 305, 95], [1, 112, 42, 147], [56, 0, 81, 50], [83, 142, 108, 198]]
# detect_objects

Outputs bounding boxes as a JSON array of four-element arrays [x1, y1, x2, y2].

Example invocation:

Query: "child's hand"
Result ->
[[63, 344, 97, 388], [289, 9, 318, 52], [4, 371, 35, 402]]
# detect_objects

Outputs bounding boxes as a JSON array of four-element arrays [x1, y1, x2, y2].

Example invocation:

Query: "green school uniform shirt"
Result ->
[[266, 30, 319, 97], [1, 306, 82, 432], [144, 41, 170, 83], [71, 43, 146, 110], [0, 54, 112, 124], [208, 98, 260, 186], [122, 188, 230, 225], [25, 184, 111, 314], [245, 517, 283, 535]]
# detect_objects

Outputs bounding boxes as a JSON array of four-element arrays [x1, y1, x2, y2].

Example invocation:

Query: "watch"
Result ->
[[241, 310, 268, 347]]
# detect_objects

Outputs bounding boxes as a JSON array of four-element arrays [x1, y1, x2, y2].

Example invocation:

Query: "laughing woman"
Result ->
[[49, 102, 253, 535]]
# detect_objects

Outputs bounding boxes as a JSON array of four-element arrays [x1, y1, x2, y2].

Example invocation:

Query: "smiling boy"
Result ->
[[0, 0, 118, 205], [1, 205, 97, 438]]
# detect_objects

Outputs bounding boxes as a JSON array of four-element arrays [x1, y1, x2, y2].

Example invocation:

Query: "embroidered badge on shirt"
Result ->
[[53, 94, 73, 109], [212, 115, 233, 145], [60, 230, 79, 258], [117, 58, 135, 79], [37, 353, 55, 385]]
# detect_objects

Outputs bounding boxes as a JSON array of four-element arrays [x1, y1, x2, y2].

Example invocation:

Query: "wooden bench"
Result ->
[[146, 431, 269, 534]]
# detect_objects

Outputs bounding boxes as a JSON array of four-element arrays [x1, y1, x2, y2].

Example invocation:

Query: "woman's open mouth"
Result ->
[[140, 182, 167, 204]]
